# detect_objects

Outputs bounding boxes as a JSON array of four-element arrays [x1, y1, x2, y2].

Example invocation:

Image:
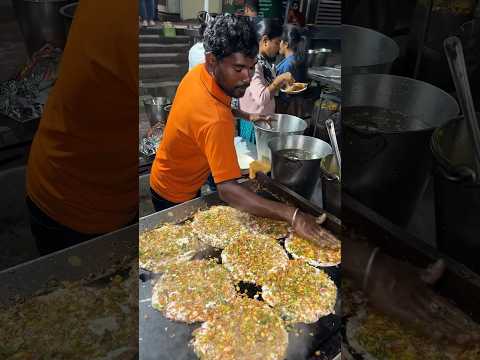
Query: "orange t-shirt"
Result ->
[[150, 64, 241, 203], [26, 0, 138, 234]]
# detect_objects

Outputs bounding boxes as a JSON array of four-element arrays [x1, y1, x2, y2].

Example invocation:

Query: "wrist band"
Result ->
[[291, 208, 300, 227], [362, 247, 380, 292]]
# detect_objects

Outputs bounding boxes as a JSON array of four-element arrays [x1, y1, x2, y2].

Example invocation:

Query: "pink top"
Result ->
[[239, 62, 276, 115]]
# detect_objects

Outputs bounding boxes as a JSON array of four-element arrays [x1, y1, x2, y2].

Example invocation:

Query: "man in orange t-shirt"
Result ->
[[150, 14, 324, 242], [25, 0, 137, 255]]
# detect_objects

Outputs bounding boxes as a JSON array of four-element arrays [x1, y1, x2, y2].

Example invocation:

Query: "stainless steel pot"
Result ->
[[343, 74, 459, 226], [268, 135, 332, 199], [13, 0, 74, 57], [143, 97, 171, 127], [254, 114, 308, 163], [342, 24, 399, 75], [59, 2, 77, 37], [307, 48, 332, 68]]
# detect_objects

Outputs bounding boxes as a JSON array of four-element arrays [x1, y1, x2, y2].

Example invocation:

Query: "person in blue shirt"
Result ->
[[276, 25, 306, 114], [276, 25, 305, 81]]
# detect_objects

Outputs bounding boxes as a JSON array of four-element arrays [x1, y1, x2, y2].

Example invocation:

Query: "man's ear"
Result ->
[[205, 53, 218, 68]]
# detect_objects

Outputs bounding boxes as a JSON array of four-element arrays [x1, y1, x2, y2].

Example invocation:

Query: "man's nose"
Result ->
[[244, 68, 254, 81]]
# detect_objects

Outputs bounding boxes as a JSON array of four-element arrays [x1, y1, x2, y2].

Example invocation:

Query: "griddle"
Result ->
[[139, 177, 342, 360], [341, 192, 480, 359], [0, 223, 138, 307]]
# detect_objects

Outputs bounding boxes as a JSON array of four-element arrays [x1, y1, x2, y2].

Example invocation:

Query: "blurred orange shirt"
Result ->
[[150, 64, 241, 203], [26, 0, 138, 234]]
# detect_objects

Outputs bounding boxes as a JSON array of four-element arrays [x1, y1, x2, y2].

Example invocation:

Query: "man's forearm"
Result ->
[[217, 180, 372, 283], [232, 108, 251, 120], [217, 180, 295, 224]]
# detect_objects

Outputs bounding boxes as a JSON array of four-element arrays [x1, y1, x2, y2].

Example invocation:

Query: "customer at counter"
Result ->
[[238, 19, 295, 143]]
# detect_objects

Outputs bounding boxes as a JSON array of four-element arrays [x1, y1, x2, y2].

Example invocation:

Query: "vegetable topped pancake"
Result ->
[[0, 274, 137, 359], [285, 232, 341, 267], [151, 260, 237, 323], [262, 260, 337, 323], [346, 308, 480, 360], [283, 82, 307, 93], [239, 213, 290, 239], [192, 296, 288, 360], [139, 222, 204, 273], [221, 233, 289, 285], [191, 205, 248, 248]]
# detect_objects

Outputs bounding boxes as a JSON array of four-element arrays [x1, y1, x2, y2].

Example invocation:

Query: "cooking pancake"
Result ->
[[285, 233, 341, 267], [139, 222, 204, 273], [346, 308, 480, 360], [151, 260, 237, 323], [262, 259, 337, 323], [0, 274, 136, 359], [221, 233, 289, 285], [192, 296, 288, 360], [239, 213, 290, 239], [192, 205, 248, 248]]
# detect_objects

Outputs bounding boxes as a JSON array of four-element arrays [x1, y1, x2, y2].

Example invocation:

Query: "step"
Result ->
[[139, 52, 188, 64], [139, 43, 190, 54], [140, 63, 187, 82], [139, 80, 179, 98], [139, 34, 191, 45]]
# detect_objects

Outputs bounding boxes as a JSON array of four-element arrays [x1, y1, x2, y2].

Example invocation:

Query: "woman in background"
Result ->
[[238, 19, 294, 143], [276, 25, 306, 114]]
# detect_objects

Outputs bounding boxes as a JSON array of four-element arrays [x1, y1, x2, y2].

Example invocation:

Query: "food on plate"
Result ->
[[283, 82, 307, 93], [192, 296, 288, 360], [151, 260, 237, 323], [285, 232, 341, 267], [221, 233, 289, 285], [262, 260, 337, 323], [139, 222, 204, 272], [192, 205, 249, 248]]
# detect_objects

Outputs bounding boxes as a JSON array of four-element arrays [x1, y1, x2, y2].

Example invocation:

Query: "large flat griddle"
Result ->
[[0, 223, 138, 307], [139, 176, 342, 360]]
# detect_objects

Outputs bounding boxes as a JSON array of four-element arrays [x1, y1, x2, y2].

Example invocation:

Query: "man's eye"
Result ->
[[234, 68, 243, 72]]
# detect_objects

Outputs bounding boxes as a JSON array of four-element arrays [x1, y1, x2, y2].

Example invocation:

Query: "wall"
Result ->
[[179, 0, 222, 20]]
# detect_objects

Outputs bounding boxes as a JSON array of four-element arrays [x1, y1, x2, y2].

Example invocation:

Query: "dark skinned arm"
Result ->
[[216, 179, 337, 245]]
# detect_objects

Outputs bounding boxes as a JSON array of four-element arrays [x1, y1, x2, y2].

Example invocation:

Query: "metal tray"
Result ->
[[139, 177, 342, 360]]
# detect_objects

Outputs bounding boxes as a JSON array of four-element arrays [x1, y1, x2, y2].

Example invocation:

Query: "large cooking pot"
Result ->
[[343, 74, 459, 226], [268, 135, 332, 199], [12, 0, 74, 57], [254, 114, 308, 163], [431, 114, 480, 273], [342, 24, 399, 75], [143, 97, 171, 127], [59, 2, 78, 37]]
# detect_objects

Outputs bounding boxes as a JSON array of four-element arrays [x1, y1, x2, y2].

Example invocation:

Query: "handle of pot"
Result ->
[[435, 163, 477, 183]]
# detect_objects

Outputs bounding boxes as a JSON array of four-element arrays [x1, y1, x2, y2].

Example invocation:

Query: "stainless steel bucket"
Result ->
[[13, 0, 73, 57], [143, 97, 171, 126], [268, 135, 332, 199], [59, 2, 77, 37], [254, 114, 308, 163]]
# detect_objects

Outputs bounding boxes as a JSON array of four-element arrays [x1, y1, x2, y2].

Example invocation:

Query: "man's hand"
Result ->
[[367, 256, 480, 345], [292, 211, 340, 247]]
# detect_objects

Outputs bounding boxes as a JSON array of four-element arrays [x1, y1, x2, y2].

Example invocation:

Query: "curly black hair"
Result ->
[[203, 14, 258, 60]]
